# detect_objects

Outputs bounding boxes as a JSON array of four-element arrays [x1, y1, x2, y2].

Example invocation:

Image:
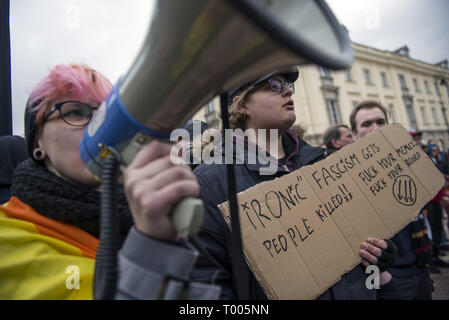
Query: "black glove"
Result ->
[[376, 239, 397, 272]]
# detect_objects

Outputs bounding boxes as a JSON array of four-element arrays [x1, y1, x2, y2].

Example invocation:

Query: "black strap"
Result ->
[[219, 93, 250, 299]]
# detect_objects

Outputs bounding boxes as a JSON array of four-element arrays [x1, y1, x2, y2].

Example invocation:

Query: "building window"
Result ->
[[327, 100, 342, 124], [435, 81, 441, 97], [389, 104, 396, 123], [381, 72, 388, 87], [319, 67, 332, 78], [398, 74, 407, 90], [413, 79, 420, 92], [431, 107, 439, 125], [345, 69, 353, 82], [420, 107, 428, 124], [424, 80, 431, 94], [364, 69, 372, 84], [441, 103, 449, 127], [406, 104, 417, 130], [205, 101, 214, 114]]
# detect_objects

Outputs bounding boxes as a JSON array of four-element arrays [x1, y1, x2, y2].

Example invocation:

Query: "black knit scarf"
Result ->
[[11, 159, 133, 244]]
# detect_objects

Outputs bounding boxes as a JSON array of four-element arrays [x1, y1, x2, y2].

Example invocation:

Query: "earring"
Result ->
[[33, 149, 45, 160]]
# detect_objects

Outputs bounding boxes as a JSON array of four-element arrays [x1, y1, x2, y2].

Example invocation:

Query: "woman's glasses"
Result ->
[[43, 101, 99, 127], [249, 77, 295, 95]]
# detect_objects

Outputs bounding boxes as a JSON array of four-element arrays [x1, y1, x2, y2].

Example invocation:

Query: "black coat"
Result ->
[[190, 131, 376, 300], [0, 136, 28, 203]]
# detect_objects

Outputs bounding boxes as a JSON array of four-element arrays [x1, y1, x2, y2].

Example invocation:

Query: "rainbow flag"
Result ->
[[0, 197, 98, 299]]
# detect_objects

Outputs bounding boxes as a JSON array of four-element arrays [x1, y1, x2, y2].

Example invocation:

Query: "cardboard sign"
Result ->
[[218, 124, 444, 299]]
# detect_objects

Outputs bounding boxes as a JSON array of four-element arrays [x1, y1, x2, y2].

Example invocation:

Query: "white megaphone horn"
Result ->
[[80, 0, 353, 237]]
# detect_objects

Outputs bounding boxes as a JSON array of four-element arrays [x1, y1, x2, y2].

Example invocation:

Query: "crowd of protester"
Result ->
[[319, 103, 449, 299], [320, 120, 449, 277], [1, 63, 448, 300]]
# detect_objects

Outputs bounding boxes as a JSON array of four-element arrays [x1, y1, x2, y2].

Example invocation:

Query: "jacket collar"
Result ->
[[227, 130, 325, 173], [296, 139, 326, 167]]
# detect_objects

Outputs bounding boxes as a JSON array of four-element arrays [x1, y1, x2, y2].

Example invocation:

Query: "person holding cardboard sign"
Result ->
[[190, 70, 396, 299], [350, 100, 434, 300]]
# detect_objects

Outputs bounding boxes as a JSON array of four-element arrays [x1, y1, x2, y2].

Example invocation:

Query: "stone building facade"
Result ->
[[193, 42, 449, 149]]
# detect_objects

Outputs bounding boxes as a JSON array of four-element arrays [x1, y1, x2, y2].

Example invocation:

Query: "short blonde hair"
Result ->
[[228, 85, 255, 130]]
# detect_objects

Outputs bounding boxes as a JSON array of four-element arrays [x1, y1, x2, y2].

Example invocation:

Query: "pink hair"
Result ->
[[27, 64, 113, 127]]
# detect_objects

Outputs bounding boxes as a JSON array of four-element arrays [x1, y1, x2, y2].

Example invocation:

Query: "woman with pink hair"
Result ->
[[0, 64, 218, 299]]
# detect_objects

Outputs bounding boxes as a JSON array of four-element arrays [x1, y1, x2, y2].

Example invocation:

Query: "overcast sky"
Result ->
[[327, 0, 449, 63], [10, 0, 153, 136], [9, 0, 449, 136]]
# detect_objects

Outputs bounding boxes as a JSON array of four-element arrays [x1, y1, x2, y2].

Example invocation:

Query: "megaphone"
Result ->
[[80, 0, 353, 237]]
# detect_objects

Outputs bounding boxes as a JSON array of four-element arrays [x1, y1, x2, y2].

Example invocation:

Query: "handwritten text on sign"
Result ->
[[219, 125, 443, 300]]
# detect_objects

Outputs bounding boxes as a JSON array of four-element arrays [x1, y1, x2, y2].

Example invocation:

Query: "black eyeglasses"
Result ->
[[249, 77, 295, 95], [43, 101, 99, 127]]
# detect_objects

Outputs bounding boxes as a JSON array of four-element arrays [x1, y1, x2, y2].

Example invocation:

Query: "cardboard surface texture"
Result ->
[[218, 124, 444, 299]]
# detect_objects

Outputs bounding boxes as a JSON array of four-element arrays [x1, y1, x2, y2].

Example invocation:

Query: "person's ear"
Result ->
[[235, 96, 249, 115], [331, 138, 340, 149]]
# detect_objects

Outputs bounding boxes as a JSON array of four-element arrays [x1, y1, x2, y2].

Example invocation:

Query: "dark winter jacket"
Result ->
[[0, 136, 28, 203], [190, 130, 376, 300]]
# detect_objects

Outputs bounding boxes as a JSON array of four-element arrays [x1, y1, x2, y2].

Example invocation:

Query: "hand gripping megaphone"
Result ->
[[80, 0, 353, 238]]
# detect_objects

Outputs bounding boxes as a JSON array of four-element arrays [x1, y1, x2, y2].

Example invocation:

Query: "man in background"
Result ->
[[350, 100, 433, 300], [322, 124, 354, 155]]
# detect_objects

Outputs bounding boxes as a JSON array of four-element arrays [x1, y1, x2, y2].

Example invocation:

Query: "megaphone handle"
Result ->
[[118, 134, 204, 237], [171, 197, 204, 238]]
